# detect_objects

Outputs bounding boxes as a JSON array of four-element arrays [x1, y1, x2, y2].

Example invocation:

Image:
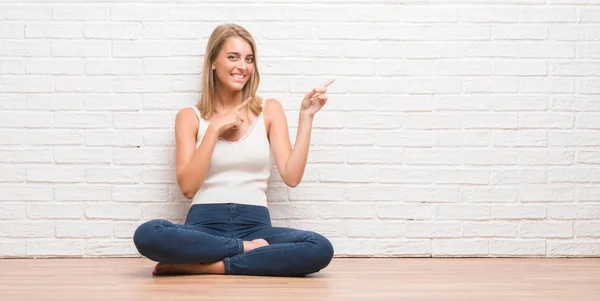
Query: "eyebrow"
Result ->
[[227, 52, 254, 57]]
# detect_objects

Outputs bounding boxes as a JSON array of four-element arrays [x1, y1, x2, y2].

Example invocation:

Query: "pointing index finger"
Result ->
[[322, 78, 335, 89], [236, 97, 252, 110]]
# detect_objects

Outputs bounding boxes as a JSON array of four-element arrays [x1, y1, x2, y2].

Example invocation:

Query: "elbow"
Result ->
[[178, 181, 199, 199], [181, 189, 196, 199], [284, 178, 301, 188]]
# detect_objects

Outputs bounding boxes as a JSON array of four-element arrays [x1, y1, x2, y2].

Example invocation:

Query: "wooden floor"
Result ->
[[1, 258, 599, 301]]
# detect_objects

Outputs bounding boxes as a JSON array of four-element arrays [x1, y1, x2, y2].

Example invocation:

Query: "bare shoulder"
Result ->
[[175, 107, 199, 134], [262, 97, 285, 123]]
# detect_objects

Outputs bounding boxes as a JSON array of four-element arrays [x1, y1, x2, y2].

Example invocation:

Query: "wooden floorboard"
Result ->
[[1, 258, 599, 301]]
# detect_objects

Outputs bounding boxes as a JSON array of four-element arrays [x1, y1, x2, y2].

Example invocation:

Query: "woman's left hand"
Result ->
[[300, 79, 335, 117]]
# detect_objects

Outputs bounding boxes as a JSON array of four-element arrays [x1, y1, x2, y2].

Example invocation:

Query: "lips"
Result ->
[[231, 74, 245, 81]]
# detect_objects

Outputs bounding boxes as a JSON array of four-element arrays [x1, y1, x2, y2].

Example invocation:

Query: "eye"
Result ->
[[228, 55, 237, 60], [246, 57, 254, 63]]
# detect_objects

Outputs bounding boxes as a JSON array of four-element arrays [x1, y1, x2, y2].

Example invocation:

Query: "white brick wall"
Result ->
[[1, 0, 600, 258]]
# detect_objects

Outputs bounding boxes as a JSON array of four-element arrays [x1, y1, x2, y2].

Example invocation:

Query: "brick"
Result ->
[[435, 204, 490, 220], [580, 79, 600, 94], [489, 239, 546, 256], [0, 185, 53, 201], [550, 25, 600, 41], [27, 240, 86, 256], [346, 148, 403, 164], [319, 166, 376, 183], [492, 95, 548, 111], [491, 205, 546, 220], [519, 221, 573, 238], [463, 150, 517, 165], [0, 59, 25, 75], [492, 25, 548, 40], [27, 167, 85, 183], [435, 131, 489, 147], [0, 240, 26, 257], [86, 59, 142, 75], [434, 95, 490, 111], [52, 40, 109, 57], [86, 130, 143, 147], [519, 185, 574, 203], [0, 95, 26, 110], [376, 204, 434, 220], [113, 41, 170, 57], [27, 94, 84, 110], [25, 24, 82, 39], [548, 240, 600, 256], [576, 221, 600, 238], [377, 95, 433, 112], [493, 131, 548, 147], [55, 112, 111, 129], [318, 204, 375, 219], [548, 204, 600, 220], [577, 186, 600, 201], [518, 150, 574, 165], [435, 169, 490, 185], [463, 222, 517, 237], [405, 113, 461, 129], [378, 167, 432, 184], [27, 203, 84, 219], [83, 23, 142, 40], [491, 169, 546, 185], [53, 5, 108, 21], [520, 7, 575, 23], [0, 221, 54, 238], [461, 187, 518, 203], [463, 113, 518, 129], [460, 7, 518, 23], [0, 204, 26, 220], [54, 186, 110, 202], [405, 222, 462, 238], [85, 204, 141, 220], [378, 131, 435, 147], [433, 239, 488, 257], [404, 149, 462, 165], [56, 221, 112, 238]]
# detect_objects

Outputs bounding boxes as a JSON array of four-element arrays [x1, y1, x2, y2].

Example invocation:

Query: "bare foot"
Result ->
[[153, 261, 225, 276], [243, 238, 269, 252]]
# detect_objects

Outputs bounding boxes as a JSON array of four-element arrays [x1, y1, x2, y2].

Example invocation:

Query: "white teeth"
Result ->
[[232, 74, 244, 79]]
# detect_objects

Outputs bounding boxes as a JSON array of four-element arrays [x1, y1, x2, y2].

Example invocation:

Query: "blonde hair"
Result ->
[[196, 23, 262, 119]]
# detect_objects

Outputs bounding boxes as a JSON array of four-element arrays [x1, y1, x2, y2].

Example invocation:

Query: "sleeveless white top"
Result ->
[[189, 101, 272, 208]]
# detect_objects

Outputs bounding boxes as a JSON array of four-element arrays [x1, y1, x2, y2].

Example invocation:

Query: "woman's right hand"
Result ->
[[209, 97, 253, 136]]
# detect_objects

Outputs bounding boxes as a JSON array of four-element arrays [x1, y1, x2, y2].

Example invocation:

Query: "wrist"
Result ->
[[299, 110, 314, 121], [206, 124, 220, 138]]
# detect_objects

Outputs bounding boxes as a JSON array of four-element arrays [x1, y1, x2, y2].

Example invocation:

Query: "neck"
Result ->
[[214, 84, 243, 113]]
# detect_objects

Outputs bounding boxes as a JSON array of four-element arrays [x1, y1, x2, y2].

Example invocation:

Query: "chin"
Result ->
[[229, 81, 248, 91]]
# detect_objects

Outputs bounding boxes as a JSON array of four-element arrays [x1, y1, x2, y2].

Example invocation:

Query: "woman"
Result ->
[[133, 23, 335, 277]]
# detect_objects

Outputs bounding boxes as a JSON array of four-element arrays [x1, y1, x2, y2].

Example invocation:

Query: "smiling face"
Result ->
[[212, 37, 255, 93]]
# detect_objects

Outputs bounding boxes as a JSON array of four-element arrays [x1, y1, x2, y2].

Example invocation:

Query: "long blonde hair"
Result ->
[[196, 24, 262, 119]]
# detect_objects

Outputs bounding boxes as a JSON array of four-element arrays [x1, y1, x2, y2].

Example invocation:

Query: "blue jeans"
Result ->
[[133, 203, 334, 277]]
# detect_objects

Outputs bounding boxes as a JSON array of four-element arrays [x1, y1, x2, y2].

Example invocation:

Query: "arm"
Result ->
[[266, 79, 333, 187], [174, 108, 219, 199], [175, 98, 251, 198], [266, 99, 313, 187]]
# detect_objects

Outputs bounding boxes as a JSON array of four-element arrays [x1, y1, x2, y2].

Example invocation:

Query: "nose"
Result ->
[[237, 60, 246, 70]]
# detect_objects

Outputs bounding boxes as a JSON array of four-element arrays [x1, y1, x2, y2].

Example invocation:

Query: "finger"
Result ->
[[235, 111, 245, 123], [312, 88, 327, 98], [322, 78, 335, 89], [236, 96, 253, 110], [306, 88, 318, 99]]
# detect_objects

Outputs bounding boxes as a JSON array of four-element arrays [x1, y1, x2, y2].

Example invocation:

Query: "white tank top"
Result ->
[[189, 101, 272, 207]]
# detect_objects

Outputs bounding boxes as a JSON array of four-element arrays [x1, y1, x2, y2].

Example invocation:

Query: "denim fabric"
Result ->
[[133, 203, 334, 277]]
